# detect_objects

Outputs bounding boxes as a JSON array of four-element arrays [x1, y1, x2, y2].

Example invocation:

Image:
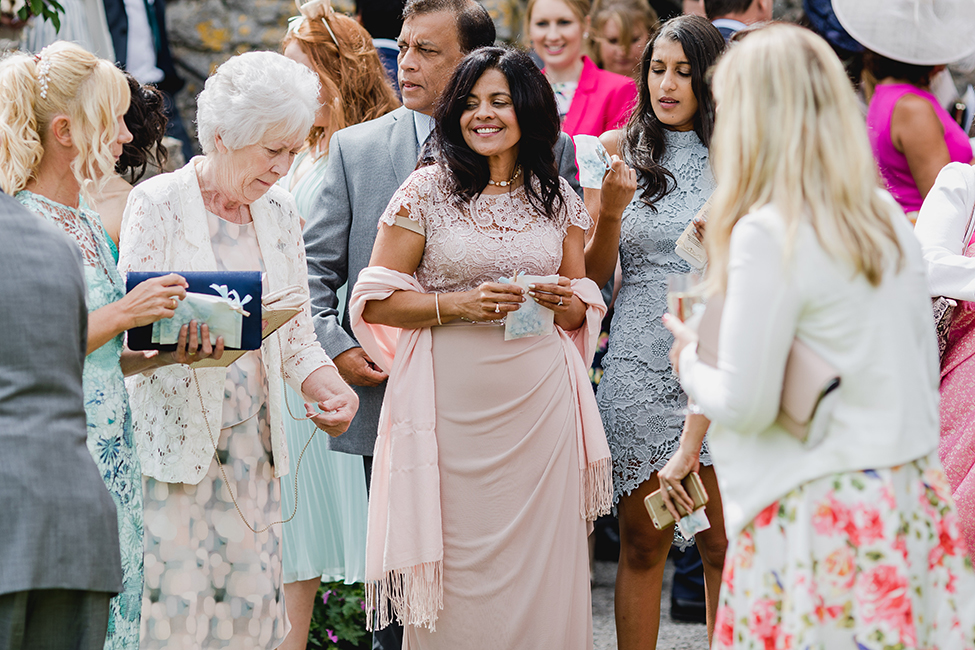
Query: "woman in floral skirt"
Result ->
[[663, 24, 975, 648]]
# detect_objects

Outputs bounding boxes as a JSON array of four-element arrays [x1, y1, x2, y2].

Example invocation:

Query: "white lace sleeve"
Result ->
[[118, 183, 175, 273], [558, 177, 593, 232], [378, 166, 441, 231]]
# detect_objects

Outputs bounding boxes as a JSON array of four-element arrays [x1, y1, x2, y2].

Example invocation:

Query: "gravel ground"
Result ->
[[592, 559, 709, 650]]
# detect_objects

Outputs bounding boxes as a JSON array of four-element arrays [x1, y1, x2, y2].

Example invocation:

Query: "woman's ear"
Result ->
[[49, 115, 73, 148], [213, 132, 228, 154]]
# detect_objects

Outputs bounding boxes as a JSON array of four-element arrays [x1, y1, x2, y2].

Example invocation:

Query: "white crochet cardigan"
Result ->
[[118, 158, 333, 484]]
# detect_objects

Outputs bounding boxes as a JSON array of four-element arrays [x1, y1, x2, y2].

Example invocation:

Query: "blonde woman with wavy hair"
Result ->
[[0, 41, 219, 649], [662, 24, 975, 649]]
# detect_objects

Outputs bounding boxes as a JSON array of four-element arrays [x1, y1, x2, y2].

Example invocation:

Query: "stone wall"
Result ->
[[164, 0, 355, 151], [157, 0, 973, 148]]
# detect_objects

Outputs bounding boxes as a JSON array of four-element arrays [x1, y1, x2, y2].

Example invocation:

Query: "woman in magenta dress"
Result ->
[[833, 0, 975, 221]]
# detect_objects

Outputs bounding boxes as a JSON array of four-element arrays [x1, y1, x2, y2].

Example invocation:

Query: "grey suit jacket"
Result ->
[[0, 191, 122, 596], [305, 106, 582, 456]]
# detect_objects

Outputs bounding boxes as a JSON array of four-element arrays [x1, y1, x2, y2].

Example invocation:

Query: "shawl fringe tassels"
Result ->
[[366, 560, 444, 632]]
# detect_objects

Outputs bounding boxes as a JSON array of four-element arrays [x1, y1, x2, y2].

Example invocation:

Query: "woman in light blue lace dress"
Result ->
[[277, 6, 400, 648], [0, 42, 216, 649], [584, 16, 726, 650]]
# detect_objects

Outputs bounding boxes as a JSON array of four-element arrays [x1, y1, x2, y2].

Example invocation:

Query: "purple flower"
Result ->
[[326, 629, 338, 643], [322, 589, 332, 606], [360, 599, 366, 611]]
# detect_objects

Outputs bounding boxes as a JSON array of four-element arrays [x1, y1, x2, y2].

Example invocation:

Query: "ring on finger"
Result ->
[[495, 303, 500, 313], [558, 297, 563, 306], [665, 485, 674, 492], [171, 298, 178, 309]]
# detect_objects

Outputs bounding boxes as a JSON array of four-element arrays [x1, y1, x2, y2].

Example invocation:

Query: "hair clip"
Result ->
[[35, 54, 51, 100], [289, 0, 340, 50]]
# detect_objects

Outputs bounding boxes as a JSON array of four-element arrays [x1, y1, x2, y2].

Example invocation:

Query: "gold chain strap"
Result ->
[[190, 330, 320, 534]]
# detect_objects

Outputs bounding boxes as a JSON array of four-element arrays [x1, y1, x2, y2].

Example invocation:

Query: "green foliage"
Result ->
[[307, 581, 370, 650], [16, 0, 64, 32]]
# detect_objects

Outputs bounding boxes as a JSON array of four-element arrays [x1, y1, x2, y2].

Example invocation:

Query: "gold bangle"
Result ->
[[434, 292, 443, 326]]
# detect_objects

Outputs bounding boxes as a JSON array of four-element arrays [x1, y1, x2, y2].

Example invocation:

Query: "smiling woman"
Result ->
[[118, 50, 360, 649], [526, 0, 637, 136], [352, 47, 612, 650]]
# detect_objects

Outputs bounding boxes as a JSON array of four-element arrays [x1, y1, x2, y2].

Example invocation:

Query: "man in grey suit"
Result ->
[[305, 0, 582, 477], [0, 191, 123, 649]]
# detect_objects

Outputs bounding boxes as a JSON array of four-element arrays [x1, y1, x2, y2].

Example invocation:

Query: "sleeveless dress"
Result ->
[[140, 215, 288, 649], [17, 190, 143, 649], [596, 128, 715, 503], [278, 149, 368, 585], [381, 166, 597, 650], [866, 84, 973, 214]]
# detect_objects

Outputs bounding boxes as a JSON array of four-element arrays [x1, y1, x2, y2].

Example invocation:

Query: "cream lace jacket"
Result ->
[[118, 158, 333, 484]]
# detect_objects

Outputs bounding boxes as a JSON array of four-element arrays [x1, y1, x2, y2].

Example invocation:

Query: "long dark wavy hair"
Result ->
[[116, 73, 168, 182], [433, 46, 564, 220], [622, 14, 723, 209]]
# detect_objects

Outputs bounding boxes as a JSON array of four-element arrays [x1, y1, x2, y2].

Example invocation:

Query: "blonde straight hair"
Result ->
[[706, 24, 902, 291], [0, 41, 129, 198]]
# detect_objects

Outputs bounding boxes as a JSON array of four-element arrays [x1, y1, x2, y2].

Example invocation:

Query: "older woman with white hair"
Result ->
[[118, 51, 358, 648]]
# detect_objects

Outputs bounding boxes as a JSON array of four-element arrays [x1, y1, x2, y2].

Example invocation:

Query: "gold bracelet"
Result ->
[[434, 292, 443, 326]]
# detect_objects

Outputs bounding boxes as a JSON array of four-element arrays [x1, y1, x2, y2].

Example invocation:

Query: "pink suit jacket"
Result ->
[[559, 56, 637, 137]]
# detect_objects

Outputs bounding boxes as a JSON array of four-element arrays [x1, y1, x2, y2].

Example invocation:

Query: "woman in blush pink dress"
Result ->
[[350, 47, 612, 650], [915, 162, 975, 560]]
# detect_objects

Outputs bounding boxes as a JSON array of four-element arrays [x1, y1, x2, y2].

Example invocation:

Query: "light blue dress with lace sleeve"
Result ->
[[595, 129, 716, 504]]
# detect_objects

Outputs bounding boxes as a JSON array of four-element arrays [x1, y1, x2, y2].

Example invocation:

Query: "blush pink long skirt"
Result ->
[[403, 323, 593, 650]]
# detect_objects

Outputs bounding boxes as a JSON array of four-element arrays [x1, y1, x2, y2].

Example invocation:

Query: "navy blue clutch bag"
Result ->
[[126, 271, 263, 351]]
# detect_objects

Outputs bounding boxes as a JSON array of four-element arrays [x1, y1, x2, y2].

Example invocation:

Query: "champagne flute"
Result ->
[[666, 273, 705, 416]]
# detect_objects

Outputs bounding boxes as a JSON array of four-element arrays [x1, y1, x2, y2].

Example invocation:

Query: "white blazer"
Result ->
[[679, 194, 940, 537], [118, 158, 333, 484], [913, 162, 975, 300]]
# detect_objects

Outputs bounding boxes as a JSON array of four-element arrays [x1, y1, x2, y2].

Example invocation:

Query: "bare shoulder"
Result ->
[[891, 93, 943, 132], [599, 129, 624, 157]]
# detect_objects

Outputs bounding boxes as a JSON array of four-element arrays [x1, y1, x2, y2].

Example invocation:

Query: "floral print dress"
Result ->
[[714, 452, 975, 650], [17, 190, 143, 649], [140, 213, 287, 649]]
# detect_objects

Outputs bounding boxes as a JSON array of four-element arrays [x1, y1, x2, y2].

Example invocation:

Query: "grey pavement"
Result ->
[[592, 559, 709, 650]]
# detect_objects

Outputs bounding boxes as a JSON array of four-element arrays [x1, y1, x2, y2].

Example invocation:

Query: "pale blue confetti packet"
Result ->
[[151, 285, 252, 348], [500, 272, 559, 341], [573, 134, 613, 189]]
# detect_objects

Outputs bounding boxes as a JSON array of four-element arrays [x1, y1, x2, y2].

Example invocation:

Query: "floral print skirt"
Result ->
[[140, 403, 287, 649], [714, 452, 975, 650]]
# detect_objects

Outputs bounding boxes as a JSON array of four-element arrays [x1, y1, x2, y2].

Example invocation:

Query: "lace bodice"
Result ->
[[380, 165, 591, 292], [596, 129, 715, 503]]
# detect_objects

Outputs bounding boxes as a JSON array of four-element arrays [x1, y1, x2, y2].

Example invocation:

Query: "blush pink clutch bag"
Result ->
[[696, 294, 841, 447]]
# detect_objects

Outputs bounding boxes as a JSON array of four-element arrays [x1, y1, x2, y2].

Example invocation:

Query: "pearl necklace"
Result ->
[[487, 165, 522, 187]]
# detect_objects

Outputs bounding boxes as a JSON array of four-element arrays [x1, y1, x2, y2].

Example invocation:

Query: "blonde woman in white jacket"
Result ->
[[661, 24, 975, 649]]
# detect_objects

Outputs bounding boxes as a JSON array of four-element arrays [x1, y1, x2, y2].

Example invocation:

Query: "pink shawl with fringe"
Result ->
[[349, 266, 612, 632]]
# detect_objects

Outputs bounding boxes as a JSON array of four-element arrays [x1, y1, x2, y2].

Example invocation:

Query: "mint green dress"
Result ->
[[279, 150, 367, 584], [17, 190, 143, 649]]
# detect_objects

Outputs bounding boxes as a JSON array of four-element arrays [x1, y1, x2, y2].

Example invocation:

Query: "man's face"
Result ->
[[397, 11, 465, 115]]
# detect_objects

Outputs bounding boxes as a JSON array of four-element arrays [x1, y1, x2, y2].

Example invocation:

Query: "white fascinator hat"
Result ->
[[832, 0, 975, 65]]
